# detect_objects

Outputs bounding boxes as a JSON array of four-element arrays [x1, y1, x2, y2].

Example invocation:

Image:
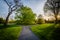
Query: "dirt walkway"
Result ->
[[18, 26, 40, 40]]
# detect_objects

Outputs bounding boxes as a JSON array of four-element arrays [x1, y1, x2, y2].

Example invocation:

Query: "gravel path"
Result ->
[[18, 26, 40, 40]]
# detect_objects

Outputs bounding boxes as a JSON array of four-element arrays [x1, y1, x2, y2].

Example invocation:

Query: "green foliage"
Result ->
[[15, 6, 36, 25], [0, 25, 22, 40], [37, 14, 45, 24], [0, 17, 5, 24], [37, 18, 45, 24], [8, 20, 15, 24]]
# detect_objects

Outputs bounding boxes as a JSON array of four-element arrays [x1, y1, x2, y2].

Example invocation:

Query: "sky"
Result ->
[[0, 0, 46, 19]]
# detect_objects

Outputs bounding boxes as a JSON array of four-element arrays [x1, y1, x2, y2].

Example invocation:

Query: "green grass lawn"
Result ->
[[0, 25, 22, 40], [31, 23, 59, 40]]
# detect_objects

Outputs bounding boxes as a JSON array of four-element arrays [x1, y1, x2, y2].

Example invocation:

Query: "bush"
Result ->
[[15, 20, 36, 25], [0, 17, 5, 24], [45, 20, 54, 23], [37, 18, 45, 24]]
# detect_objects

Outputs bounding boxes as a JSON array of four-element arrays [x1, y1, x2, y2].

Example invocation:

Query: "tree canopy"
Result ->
[[15, 6, 36, 25], [44, 0, 60, 23]]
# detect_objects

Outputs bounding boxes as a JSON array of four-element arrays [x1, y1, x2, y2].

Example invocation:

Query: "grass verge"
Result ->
[[31, 23, 57, 40], [0, 25, 22, 40]]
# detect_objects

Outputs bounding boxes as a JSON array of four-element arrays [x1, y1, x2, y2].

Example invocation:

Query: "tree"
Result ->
[[3, 0, 22, 25], [15, 6, 36, 25], [44, 0, 60, 24], [0, 17, 5, 24], [37, 14, 45, 24]]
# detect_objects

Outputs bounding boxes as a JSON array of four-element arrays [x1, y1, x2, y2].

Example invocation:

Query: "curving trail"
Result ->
[[18, 26, 40, 40]]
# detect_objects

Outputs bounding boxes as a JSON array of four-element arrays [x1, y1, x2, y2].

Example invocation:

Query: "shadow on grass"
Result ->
[[0, 24, 19, 29], [33, 24, 56, 40], [0, 24, 21, 40], [42, 24, 56, 40], [52, 24, 60, 40], [38, 24, 60, 40]]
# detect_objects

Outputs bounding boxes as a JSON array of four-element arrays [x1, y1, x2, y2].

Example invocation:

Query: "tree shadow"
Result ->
[[42, 24, 60, 40], [52, 24, 60, 40], [0, 24, 19, 29], [41, 24, 55, 40], [35, 24, 56, 40]]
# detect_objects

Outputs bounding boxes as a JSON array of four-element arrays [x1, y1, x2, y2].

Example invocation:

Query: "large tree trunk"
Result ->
[[53, 8, 58, 24], [54, 10, 58, 24], [55, 8, 59, 24], [55, 15, 57, 24], [4, 12, 12, 25]]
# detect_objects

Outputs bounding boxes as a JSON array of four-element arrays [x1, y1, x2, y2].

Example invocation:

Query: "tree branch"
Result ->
[[4, 0, 10, 7]]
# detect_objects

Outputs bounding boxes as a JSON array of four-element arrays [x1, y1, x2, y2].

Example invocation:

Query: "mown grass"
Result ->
[[0, 25, 22, 40], [31, 23, 60, 40]]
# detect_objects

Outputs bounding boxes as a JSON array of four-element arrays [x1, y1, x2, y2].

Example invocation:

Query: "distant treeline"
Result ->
[[0, 17, 60, 25]]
